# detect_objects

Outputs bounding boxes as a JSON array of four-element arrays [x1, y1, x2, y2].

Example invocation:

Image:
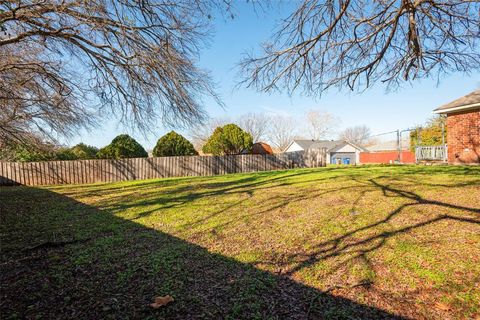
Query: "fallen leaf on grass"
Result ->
[[435, 302, 451, 311], [150, 295, 174, 309]]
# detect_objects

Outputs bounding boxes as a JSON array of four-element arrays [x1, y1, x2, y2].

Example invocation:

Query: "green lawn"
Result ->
[[1, 165, 479, 319]]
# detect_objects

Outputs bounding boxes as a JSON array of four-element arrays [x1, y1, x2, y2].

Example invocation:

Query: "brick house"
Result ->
[[434, 90, 480, 164]]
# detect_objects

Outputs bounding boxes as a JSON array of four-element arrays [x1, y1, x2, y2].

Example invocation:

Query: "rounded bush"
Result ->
[[97, 134, 148, 159], [70, 143, 99, 159], [153, 131, 197, 157], [202, 124, 253, 155]]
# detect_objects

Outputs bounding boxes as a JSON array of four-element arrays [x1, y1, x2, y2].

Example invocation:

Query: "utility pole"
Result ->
[[399, 130, 403, 163], [396, 129, 401, 163]]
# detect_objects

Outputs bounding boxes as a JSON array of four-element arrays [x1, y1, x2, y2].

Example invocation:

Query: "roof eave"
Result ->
[[283, 140, 297, 152], [434, 103, 480, 114], [345, 141, 368, 152], [328, 141, 366, 152]]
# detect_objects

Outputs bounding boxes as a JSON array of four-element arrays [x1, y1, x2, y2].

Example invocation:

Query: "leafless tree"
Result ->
[[0, 0, 227, 145], [0, 43, 95, 145], [241, 0, 480, 95], [338, 125, 371, 146], [305, 110, 335, 140], [236, 112, 270, 142], [267, 114, 298, 151]]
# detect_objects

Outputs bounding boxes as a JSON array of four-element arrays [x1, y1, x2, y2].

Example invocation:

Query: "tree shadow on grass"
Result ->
[[0, 186, 404, 319], [127, 167, 479, 237], [279, 177, 479, 277], [68, 165, 480, 222]]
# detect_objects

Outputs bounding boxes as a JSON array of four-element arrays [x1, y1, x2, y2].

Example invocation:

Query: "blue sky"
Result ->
[[66, 2, 479, 150]]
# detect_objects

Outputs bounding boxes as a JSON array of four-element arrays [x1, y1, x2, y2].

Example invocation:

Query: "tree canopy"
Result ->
[[0, 0, 225, 145], [70, 143, 99, 160], [1, 0, 477, 149], [202, 124, 253, 155], [241, 1, 480, 95], [410, 116, 446, 151], [153, 131, 198, 157], [97, 134, 148, 159]]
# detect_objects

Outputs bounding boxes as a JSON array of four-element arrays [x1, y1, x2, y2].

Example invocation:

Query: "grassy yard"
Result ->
[[1, 165, 479, 319]]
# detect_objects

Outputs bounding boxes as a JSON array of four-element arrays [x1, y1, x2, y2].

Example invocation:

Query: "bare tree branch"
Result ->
[[338, 125, 371, 146], [1, 0, 229, 144], [240, 0, 480, 95], [235, 112, 270, 142], [305, 109, 336, 140], [267, 114, 298, 151]]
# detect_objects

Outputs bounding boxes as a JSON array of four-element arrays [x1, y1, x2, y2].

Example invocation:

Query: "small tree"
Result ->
[[70, 143, 99, 160], [203, 124, 253, 155], [153, 131, 198, 157], [410, 116, 447, 151], [97, 134, 148, 159], [188, 117, 230, 150]]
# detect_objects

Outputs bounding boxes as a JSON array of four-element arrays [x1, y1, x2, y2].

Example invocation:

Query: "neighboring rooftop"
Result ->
[[291, 140, 344, 151], [251, 142, 273, 154], [287, 140, 366, 152], [434, 90, 480, 114]]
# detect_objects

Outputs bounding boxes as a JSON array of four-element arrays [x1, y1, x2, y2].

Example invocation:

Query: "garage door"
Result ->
[[330, 152, 356, 165]]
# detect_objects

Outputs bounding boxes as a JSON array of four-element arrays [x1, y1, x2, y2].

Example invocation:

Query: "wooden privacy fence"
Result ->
[[0, 149, 326, 186]]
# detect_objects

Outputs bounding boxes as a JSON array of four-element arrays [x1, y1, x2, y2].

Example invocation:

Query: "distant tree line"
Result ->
[[5, 109, 420, 162], [190, 111, 377, 151], [190, 110, 339, 151], [0, 125, 254, 162]]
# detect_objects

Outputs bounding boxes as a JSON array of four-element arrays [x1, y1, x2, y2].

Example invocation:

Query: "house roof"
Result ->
[[286, 140, 365, 152], [434, 90, 480, 114], [251, 142, 273, 154], [292, 140, 341, 150]]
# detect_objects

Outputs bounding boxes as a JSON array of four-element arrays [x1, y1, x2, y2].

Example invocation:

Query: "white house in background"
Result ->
[[284, 140, 366, 165]]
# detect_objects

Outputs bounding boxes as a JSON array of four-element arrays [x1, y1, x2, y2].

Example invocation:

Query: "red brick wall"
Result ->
[[360, 151, 415, 164], [446, 109, 480, 164]]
